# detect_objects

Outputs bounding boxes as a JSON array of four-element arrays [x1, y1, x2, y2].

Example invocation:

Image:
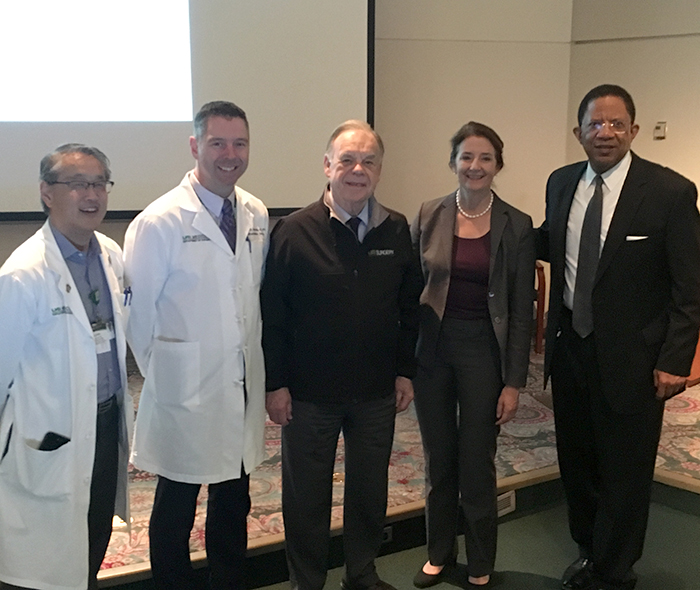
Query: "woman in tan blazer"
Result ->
[[411, 122, 535, 588]]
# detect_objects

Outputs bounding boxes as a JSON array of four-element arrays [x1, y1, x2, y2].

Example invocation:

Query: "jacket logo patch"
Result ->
[[52, 306, 73, 316], [368, 249, 394, 257], [182, 234, 211, 243]]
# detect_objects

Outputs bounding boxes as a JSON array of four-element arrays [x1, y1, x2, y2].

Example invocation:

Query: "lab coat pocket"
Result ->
[[149, 339, 201, 409], [5, 437, 73, 498]]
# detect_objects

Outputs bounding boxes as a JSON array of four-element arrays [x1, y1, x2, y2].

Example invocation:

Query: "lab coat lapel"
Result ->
[[41, 223, 93, 336], [236, 188, 255, 253], [185, 187, 232, 254]]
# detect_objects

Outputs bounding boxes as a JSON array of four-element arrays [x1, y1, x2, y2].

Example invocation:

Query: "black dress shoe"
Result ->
[[561, 557, 593, 590], [589, 569, 637, 590], [413, 565, 448, 588]]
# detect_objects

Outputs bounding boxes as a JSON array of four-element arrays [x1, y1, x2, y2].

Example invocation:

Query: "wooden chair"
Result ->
[[534, 261, 546, 354]]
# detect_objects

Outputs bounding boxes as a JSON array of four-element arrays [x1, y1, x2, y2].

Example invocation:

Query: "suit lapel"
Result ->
[[596, 155, 647, 282], [552, 164, 586, 259], [432, 194, 457, 277], [489, 195, 507, 278]]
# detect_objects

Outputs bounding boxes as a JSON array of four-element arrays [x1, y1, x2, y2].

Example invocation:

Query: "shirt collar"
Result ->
[[583, 150, 632, 192], [323, 185, 371, 226], [50, 221, 99, 262], [189, 171, 236, 220]]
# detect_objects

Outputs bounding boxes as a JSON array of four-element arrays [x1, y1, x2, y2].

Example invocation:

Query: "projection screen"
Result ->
[[0, 0, 369, 217]]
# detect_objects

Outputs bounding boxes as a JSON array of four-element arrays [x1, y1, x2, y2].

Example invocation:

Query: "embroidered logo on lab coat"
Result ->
[[52, 306, 73, 316], [247, 227, 266, 238], [182, 234, 211, 243]]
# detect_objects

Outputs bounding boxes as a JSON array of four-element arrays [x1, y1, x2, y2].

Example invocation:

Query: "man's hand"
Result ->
[[496, 385, 520, 425], [266, 387, 293, 425], [395, 376, 414, 413], [653, 369, 687, 400]]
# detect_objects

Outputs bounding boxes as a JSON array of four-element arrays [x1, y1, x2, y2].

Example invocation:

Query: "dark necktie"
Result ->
[[220, 197, 236, 254], [347, 216, 361, 241], [572, 175, 603, 338]]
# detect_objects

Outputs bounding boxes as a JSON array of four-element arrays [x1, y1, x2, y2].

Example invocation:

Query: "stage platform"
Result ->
[[97, 353, 700, 588]]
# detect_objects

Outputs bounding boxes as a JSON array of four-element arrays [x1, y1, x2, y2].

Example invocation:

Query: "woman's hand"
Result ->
[[495, 385, 519, 425]]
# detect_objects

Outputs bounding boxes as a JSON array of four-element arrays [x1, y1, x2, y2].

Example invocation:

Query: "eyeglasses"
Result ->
[[585, 120, 628, 134], [49, 180, 115, 194]]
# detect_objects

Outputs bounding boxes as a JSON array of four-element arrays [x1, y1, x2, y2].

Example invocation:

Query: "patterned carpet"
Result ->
[[657, 385, 700, 477], [101, 354, 700, 571]]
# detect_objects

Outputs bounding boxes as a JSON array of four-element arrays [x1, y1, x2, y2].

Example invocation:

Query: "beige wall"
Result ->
[[4, 1, 700, 265], [567, 0, 700, 185], [373, 0, 573, 224], [572, 0, 700, 40]]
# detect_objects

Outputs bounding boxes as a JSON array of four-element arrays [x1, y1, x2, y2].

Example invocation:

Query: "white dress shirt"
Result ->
[[564, 150, 632, 310]]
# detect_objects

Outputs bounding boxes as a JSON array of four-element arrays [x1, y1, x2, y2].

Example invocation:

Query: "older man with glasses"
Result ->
[[537, 84, 700, 590], [0, 144, 132, 590]]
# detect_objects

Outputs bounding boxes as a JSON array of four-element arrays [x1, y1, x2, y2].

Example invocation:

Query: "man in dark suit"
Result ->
[[537, 84, 700, 590]]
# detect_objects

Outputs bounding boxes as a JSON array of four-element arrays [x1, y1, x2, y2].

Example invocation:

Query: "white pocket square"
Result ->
[[626, 235, 649, 241]]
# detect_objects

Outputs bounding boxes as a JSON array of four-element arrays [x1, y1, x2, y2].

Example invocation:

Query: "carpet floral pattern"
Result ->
[[657, 385, 700, 476], [101, 356, 700, 571]]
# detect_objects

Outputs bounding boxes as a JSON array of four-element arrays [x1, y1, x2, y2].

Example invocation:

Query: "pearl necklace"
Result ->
[[456, 190, 494, 219]]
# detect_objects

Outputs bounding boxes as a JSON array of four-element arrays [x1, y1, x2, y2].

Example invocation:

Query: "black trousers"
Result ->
[[149, 473, 251, 590], [551, 309, 664, 587], [281, 394, 396, 590], [1, 395, 120, 590], [413, 317, 502, 579]]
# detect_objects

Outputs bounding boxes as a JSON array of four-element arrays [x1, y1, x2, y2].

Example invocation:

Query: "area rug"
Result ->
[[102, 355, 700, 571], [657, 384, 700, 479], [101, 356, 558, 569]]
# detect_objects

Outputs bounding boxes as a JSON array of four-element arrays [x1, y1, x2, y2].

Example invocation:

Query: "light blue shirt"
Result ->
[[189, 171, 235, 223], [324, 187, 371, 242], [51, 223, 121, 403]]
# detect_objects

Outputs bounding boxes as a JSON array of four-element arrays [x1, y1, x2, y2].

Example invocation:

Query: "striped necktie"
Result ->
[[220, 197, 236, 254]]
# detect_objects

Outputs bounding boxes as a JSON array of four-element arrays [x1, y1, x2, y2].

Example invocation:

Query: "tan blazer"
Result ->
[[411, 192, 535, 388]]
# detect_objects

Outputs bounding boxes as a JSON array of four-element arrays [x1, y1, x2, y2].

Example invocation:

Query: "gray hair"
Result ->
[[39, 143, 111, 214], [325, 120, 384, 158], [40, 143, 111, 183]]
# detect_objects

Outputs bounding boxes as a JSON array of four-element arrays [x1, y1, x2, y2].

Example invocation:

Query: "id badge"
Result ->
[[93, 323, 115, 354]]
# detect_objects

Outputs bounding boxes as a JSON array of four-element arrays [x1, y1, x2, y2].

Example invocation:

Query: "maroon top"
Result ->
[[444, 232, 491, 320]]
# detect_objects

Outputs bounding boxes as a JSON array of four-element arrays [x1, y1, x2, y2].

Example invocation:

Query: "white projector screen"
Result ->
[[0, 1, 193, 122], [0, 0, 369, 215]]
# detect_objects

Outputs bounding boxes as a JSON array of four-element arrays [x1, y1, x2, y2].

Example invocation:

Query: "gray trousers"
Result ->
[[281, 394, 396, 590], [413, 317, 503, 578]]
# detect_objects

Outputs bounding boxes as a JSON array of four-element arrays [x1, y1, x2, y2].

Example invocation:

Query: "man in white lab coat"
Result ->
[[124, 101, 268, 590], [0, 144, 132, 590]]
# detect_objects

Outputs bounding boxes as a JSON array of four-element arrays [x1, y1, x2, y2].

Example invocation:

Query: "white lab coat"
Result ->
[[0, 222, 132, 590], [124, 174, 268, 483]]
